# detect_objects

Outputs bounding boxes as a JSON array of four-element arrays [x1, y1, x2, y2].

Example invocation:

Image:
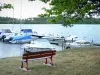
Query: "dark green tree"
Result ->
[[0, 3, 13, 11], [29, 0, 100, 27]]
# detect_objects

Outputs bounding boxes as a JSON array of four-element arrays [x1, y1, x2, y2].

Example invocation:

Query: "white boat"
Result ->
[[65, 35, 78, 43], [75, 39, 90, 44], [0, 29, 14, 42], [21, 39, 55, 52], [65, 35, 91, 48], [20, 29, 33, 35], [66, 39, 91, 48], [42, 36, 65, 46], [9, 34, 39, 44], [4, 29, 44, 43]]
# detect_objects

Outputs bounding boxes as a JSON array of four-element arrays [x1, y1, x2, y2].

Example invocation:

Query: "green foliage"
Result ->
[[0, 17, 20, 24], [37, 0, 100, 27], [3, 4, 13, 9], [0, 16, 100, 24], [0, 3, 13, 11]]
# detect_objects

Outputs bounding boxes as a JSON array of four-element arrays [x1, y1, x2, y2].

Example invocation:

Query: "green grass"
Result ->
[[0, 47, 100, 75]]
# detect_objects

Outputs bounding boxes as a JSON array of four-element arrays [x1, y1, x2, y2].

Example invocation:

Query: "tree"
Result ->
[[29, 0, 100, 27], [0, 3, 13, 11]]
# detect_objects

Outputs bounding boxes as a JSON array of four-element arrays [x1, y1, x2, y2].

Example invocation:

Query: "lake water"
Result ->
[[0, 24, 100, 43], [0, 41, 62, 58], [0, 42, 23, 58], [0, 24, 100, 58]]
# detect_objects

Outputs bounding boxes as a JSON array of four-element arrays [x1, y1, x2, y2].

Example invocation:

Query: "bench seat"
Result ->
[[20, 50, 56, 71]]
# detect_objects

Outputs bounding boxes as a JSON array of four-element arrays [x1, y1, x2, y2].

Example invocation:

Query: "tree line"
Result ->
[[0, 16, 100, 24], [1, 0, 100, 27]]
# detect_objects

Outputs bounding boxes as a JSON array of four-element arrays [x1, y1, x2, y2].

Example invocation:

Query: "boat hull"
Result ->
[[4, 35, 38, 44], [23, 47, 52, 52], [9, 39, 33, 44]]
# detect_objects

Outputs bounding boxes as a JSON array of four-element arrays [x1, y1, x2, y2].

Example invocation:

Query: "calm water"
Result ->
[[0, 41, 62, 58], [0, 24, 100, 43], [0, 42, 23, 58], [0, 24, 100, 58]]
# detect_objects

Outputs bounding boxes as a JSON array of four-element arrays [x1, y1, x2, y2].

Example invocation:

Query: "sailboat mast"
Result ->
[[12, 7, 14, 31], [20, 0, 22, 31]]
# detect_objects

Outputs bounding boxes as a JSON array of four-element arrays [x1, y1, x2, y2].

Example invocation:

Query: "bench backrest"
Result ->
[[23, 50, 56, 59]]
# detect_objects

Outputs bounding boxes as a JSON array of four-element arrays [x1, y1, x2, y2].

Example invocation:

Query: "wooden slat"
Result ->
[[23, 53, 56, 59], [21, 57, 50, 62], [23, 52, 56, 58], [22, 50, 56, 59], [23, 50, 56, 56], [23, 52, 55, 57]]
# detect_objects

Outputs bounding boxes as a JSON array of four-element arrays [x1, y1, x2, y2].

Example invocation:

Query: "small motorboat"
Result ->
[[66, 39, 90, 48], [21, 39, 55, 52], [21, 29, 33, 35], [4, 29, 44, 43], [0, 29, 13, 42], [8, 34, 38, 44], [42, 36, 65, 46]]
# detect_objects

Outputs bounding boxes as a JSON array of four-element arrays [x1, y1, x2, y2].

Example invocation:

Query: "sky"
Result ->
[[0, 0, 100, 19], [0, 0, 50, 19]]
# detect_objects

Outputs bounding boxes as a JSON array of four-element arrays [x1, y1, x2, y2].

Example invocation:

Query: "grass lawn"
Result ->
[[0, 47, 100, 75]]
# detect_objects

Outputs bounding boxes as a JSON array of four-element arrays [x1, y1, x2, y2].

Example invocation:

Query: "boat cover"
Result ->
[[12, 35, 32, 40], [21, 29, 33, 33], [0, 32, 2, 34], [2, 29, 12, 33]]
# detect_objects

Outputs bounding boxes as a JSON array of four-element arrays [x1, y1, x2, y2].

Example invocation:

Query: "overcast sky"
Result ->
[[0, 0, 50, 18]]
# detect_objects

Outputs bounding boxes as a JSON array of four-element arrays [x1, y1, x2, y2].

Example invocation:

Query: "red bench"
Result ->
[[20, 50, 56, 71]]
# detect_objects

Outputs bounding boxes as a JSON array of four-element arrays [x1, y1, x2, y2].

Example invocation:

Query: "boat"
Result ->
[[6, 34, 41, 44], [42, 35, 65, 46], [75, 39, 90, 45], [65, 35, 78, 43], [4, 29, 44, 43], [0, 29, 13, 41], [66, 39, 91, 48], [20, 29, 44, 38], [8, 34, 33, 43], [20, 29, 33, 35], [65, 35, 91, 48], [93, 43, 100, 46], [21, 38, 55, 52]]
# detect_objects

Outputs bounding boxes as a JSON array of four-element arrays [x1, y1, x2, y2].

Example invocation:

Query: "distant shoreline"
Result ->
[[0, 16, 100, 24]]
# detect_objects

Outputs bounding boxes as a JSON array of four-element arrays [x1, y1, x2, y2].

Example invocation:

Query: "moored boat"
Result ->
[[21, 38, 55, 52]]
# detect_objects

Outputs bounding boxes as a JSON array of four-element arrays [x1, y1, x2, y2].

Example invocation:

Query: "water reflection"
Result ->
[[0, 42, 24, 58], [0, 42, 62, 58]]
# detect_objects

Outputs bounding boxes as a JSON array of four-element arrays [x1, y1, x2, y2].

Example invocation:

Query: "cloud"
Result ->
[[0, 0, 50, 18]]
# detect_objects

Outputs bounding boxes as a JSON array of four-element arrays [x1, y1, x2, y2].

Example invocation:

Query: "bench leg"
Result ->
[[21, 62, 24, 68], [45, 58, 48, 64], [25, 59, 29, 71], [20, 60, 29, 71], [50, 56, 54, 66]]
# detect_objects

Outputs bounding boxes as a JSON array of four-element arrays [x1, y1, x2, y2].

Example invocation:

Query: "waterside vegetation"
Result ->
[[0, 16, 100, 24]]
